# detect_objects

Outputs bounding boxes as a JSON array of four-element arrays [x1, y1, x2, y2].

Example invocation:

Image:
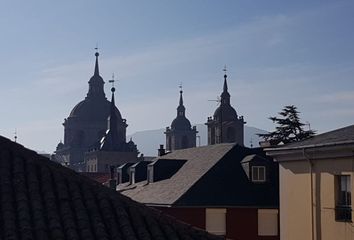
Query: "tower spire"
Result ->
[[87, 49, 105, 99], [100, 83, 119, 151], [177, 84, 185, 117], [179, 83, 183, 106], [94, 51, 100, 76], [221, 65, 230, 104], [223, 65, 228, 93], [108, 73, 117, 131]]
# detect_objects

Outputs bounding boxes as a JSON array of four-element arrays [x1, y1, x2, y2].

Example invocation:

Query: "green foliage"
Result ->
[[258, 105, 315, 144]]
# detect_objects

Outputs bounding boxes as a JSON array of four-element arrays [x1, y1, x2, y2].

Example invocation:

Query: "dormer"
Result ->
[[117, 163, 134, 184], [147, 159, 187, 183], [129, 161, 152, 184], [241, 154, 270, 183]]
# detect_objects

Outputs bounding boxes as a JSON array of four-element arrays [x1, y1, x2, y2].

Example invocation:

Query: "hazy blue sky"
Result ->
[[1, 0, 354, 153]]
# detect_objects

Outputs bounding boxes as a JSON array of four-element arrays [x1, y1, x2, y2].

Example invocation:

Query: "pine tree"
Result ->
[[258, 105, 315, 144]]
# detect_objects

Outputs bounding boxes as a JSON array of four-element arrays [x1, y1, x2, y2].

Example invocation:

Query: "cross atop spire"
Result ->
[[109, 73, 116, 91], [178, 82, 184, 105]]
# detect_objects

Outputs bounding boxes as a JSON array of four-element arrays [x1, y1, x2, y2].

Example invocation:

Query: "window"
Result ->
[[205, 208, 226, 235], [148, 166, 154, 183], [130, 169, 136, 185], [258, 209, 278, 236], [336, 175, 352, 221], [252, 166, 266, 182]]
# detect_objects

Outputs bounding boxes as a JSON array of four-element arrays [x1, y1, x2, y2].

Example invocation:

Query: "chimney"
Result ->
[[158, 144, 166, 156], [109, 165, 117, 190]]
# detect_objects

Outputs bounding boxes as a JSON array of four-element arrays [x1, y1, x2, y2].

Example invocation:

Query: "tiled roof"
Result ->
[[277, 124, 354, 149], [121, 144, 234, 205], [0, 135, 221, 240], [80, 172, 111, 184], [120, 144, 278, 207]]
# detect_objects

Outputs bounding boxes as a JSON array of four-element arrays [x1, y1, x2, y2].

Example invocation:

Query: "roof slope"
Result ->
[[122, 144, 235, 205], [121, 144, 278, 207], [0, 135, 220, 240], [282, 124, 354, 148]]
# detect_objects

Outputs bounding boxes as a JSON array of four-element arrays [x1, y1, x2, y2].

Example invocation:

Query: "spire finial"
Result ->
[[109, 73, 116, 92], [94, 45, 100, 75], [179, 83, 183, 106], [223, 65, 227, 78]]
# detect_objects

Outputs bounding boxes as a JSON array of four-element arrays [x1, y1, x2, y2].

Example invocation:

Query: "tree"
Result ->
[[258, 105, 315, 144]]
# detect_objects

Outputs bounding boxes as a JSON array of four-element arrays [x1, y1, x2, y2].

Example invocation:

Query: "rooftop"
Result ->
[[0, 135, 221, 240]]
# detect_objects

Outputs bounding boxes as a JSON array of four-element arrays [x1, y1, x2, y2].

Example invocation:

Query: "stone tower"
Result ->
[[54, 51, 130, 171], [165, 88, 198, 151], [206, 72, 245, 146], [84, 86, 138, 173]]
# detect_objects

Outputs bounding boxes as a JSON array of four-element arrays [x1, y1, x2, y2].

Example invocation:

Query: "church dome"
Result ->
[[171, 116, 192, 130], [213, 105, 238, 121], [68, 51, 122, 122], [69, 98, 122, 121]]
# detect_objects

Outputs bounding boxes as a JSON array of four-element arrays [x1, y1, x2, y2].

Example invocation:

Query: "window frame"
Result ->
[[252, 166, 266, 182], [335, 175, 352, 222], [205, 208, 227, 236]]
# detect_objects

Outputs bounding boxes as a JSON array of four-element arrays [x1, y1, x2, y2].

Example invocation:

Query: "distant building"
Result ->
[[119, 144, 279, 240], [165, 88, 197, 151], [84, 86, 138, 173], [0, 134, 220, 240], [206, 72, 245, 145], [266, 124, 354, 240], [54, 51, 137, 171]]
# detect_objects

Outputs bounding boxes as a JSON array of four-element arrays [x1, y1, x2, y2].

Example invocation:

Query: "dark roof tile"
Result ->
[[283, 124, 354, 148], [0, 135, 221, 240]]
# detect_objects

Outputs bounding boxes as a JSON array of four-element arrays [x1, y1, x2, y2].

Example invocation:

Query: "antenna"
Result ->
[[14, 129, 17, 143], [179, 82, 183, 92], [208, 96, 221, 105]]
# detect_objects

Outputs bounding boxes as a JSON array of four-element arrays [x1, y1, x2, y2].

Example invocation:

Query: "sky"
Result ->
[[0, 0, 354, 153]]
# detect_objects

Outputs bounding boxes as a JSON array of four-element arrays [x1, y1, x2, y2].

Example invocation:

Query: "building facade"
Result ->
[[165, 89, 197, 151], [84, 86, 138, 173], [206, 73, 245, 146], [54, 52, 135, 171], [266, 125, 354, 240], [119, 144, 279, 240]]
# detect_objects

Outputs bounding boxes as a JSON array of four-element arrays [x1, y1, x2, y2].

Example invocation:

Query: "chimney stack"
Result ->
[[158, 144, 166, 156], [109, 165, 117, 190]]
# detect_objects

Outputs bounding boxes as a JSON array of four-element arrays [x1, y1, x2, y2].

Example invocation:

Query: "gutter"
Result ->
[[265, 140, 354, 152]]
